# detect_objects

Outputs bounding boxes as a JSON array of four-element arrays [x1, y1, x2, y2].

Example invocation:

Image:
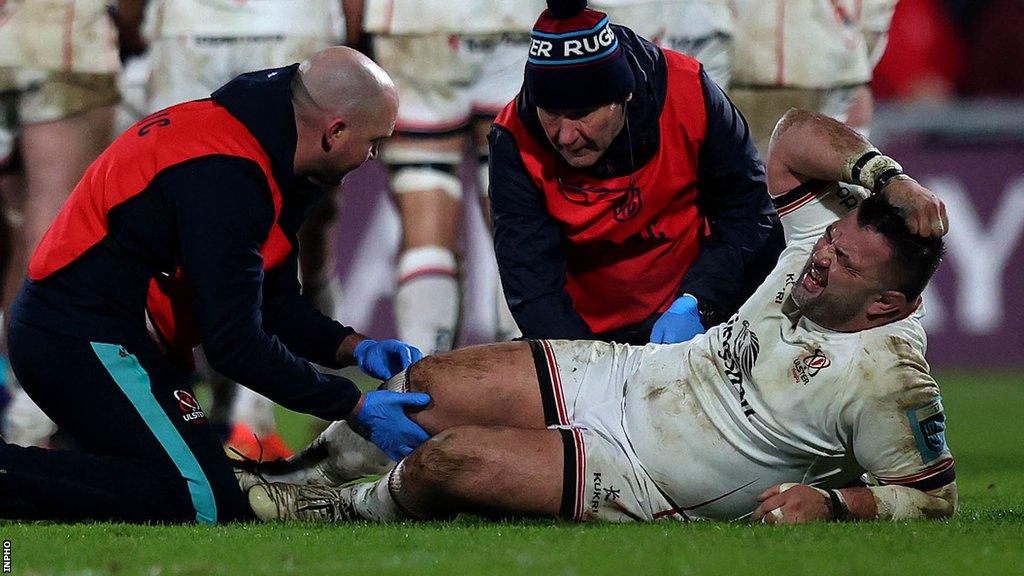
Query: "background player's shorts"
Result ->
[[145, 35, 334, 112], [728, 85, 861, 151], [529, 339, 676, 523], [596, 0, 735, 88], [0, 68, 119, 166], [372, 32, 530, 135]]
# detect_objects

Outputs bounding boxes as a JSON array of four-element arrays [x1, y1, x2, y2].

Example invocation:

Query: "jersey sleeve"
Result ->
[[261, 249, 355, 368], [166, 156, 361, 421], [842, 335, 956, 492], [772, 180, 870, 251]]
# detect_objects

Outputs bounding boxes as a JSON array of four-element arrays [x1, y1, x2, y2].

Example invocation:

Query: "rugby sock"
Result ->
[[395, 246, 459, 354], [349, 461, 427, 521]]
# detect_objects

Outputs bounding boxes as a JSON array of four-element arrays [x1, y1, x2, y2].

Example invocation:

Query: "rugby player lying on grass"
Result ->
[[241, 108, 955, 524]]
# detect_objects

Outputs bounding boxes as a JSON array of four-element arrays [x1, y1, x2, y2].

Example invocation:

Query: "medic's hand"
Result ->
[[349, 391, 431, 461], [353, 339, 423, 380], [650, 295, 706, 344], [881, 177, 948, 239]]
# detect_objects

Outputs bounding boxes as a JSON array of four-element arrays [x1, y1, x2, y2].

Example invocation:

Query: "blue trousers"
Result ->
[[2, 320, 251, 524]]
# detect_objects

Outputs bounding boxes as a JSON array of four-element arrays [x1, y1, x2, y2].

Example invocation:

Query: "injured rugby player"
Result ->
[[238, 108, 955, 524]]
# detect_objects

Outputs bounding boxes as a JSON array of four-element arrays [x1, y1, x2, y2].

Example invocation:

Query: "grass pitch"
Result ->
[[3, 371, 1023, 576]]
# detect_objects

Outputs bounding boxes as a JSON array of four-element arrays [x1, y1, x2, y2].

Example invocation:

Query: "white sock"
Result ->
[[395, 246, 459, 354], [231, 387, 277, 437], [349, 461, 425, 522]]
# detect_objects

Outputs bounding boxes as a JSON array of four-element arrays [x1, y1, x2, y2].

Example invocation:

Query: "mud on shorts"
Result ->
[[0, 68, 119, 167], [372, 32, 530, 135], [528, 339, 680, 523]]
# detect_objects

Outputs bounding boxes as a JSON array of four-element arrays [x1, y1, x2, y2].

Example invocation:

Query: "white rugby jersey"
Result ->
[[622, 180, 954, 520], [363, 0, 543, 35], [731, 0, 896, 88], [146, 0, 343, 39]]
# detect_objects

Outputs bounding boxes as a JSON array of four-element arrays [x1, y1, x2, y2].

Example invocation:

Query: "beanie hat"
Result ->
[[524, 0, 636, 110]]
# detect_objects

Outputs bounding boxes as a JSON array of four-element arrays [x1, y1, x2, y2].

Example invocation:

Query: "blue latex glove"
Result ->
[[353, 338, 423, 380], [649, 294, 706, 344], [350, 390, 432, 460]]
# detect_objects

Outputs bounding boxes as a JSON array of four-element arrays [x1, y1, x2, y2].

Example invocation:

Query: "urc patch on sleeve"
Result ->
[[907, 399, 949, 462]]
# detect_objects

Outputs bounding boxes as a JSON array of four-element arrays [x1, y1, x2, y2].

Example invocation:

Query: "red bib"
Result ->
[[495, 50, 709, 333], [30, 100, 291, 366]]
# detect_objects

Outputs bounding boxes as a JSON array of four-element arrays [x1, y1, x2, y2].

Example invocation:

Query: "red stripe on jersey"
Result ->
[[776, 192, 816, 217], [573, 428, 586, 521], [875, 457, 955, 485]]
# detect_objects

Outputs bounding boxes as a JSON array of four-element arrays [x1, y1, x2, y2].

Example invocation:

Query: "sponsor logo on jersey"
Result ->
[[791, 349, 831, 384], [776, 273, 797, 304], [589, 472, 621, 514], [718, 315, 760, 418], [174, 390, 206, 423]]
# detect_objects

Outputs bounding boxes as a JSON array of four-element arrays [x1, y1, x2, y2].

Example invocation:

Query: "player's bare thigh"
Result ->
[[404, 341, 546, 433], [403, 425, 564, 518]]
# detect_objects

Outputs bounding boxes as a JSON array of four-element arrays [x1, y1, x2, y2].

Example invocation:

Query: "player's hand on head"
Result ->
[[650, 294, 706, 344], [349, 390, 432, 461], [354, 338, 424, 380], [751, 483, 832, 525], [881, 177, 949, 239]]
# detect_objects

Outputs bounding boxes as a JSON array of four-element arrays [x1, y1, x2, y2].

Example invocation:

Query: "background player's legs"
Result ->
[[388, 136, 464, 355], [1, 74, 117, 447], [3, 321, 250, 523], [472, 118, 521, 343]]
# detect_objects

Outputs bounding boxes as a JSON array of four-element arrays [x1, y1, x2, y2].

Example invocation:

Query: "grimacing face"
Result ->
[[536, 98, 629, 168], [791, 209, 897, 328]]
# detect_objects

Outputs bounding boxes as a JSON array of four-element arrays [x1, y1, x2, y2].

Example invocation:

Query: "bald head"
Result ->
[[295, 46, 398, 126], [291, 47, 399, 186]]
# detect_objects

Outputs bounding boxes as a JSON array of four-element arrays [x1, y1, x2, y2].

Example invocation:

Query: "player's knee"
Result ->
[[389, 164, 462, 200], [405, 426, 486, 490], [406, 353, 447, 396]]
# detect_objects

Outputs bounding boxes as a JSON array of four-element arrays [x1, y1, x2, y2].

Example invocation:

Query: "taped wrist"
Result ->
[[868, 484, 954, 521], [843, 148, 904, 193]]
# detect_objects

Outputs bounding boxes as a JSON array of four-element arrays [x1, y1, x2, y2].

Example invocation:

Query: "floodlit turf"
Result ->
[[2, 371, 1023, 576]]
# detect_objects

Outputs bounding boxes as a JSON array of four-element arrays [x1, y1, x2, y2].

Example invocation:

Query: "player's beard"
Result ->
[[792, 264, 864, 329]]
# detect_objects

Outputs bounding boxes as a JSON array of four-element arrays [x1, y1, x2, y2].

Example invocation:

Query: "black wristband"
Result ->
[[827, 489, 850, 522], [851, 150, 881, 185], [873, 167, 905, 194]]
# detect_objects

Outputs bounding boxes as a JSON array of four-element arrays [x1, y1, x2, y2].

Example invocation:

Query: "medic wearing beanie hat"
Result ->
[[489, 0, 783, 345], [524, 0, 635, 109]]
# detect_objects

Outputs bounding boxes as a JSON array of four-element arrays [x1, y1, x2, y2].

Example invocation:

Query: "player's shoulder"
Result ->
[[851, 316, 938, 400]]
